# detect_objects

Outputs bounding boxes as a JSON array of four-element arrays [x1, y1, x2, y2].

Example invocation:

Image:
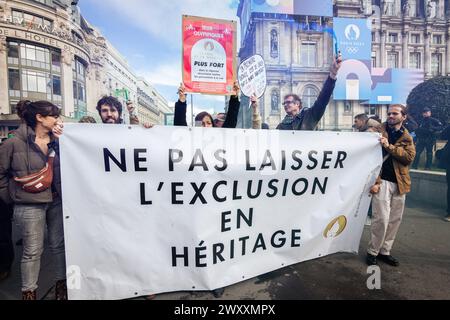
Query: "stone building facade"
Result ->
[[237, 0, 450, 130]]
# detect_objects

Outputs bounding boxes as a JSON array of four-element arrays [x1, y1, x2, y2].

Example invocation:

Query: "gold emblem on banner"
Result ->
[[323, 216, 347, 238]]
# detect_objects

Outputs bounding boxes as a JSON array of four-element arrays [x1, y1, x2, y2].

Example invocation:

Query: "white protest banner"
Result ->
[[60, 124, 382, 300], [237, 55, 267, 98]]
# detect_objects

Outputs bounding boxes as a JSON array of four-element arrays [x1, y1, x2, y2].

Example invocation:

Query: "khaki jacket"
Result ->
[[376, 123, 416, 195]]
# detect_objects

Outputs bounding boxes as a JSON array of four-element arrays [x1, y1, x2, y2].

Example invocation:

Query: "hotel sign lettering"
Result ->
[[0, 15, 90, 55], [0, 27, 89, 63]]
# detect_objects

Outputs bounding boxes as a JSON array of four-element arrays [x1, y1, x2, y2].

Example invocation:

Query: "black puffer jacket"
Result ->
[[0, 124, 61, 204], [174, 96, 240, 128]]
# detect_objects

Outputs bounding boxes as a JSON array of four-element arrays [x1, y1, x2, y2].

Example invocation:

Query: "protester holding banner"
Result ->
[[95, 96, 128, 125], [367, 104, 416, 267], [174, 82, 241, 128], [213, 113, 226, 127], [0, 100, 67, 300], [95, 96, 152, 128], [277, 55, 342, 131]]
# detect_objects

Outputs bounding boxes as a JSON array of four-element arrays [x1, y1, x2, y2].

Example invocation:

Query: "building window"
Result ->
[[8, 69, 20, 90], [409, 52, 421, 69], [12, 10, 53, 29], [431, 53, 442, 76], [344, 102, 352, 114], [302, 86, 318, 109], [387, 52, 399, 68], [20, 43, 50, 70], [52, 75, 61, 96], [73, 57, 87, 117], [270, 29, 278, 58], [371, 52, 376, 68], [72, 31, 84, 47], [384, 0, 396, 15], [271, 89, 279, 112], [301, 43, 316, 67], [432, 35, 442, 44], [365, 105, 377, 116], [388, 33, 398, 43], [410, 34, 420, 44], [51, 52, 61, 73], [6, 40, 62, 107], [8, 68, 20, 98], [7, 42, 19, 65], [32, 0, 53, 6], [372, 32, 376, 42], [21, 69, 50, 94]]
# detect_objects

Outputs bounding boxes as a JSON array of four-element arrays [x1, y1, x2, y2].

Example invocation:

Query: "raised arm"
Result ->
[[308, 54, 342, 122], [223, 81, 241, 129], [174, 83, 188, 127]]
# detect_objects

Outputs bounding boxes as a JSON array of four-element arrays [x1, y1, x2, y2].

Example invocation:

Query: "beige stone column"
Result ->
[[424, 31, 431, 77], [380, 30, 386, 67], [446, 32, 450, 75], [402, 31, 409, 68], [0, 36, 9, 114]]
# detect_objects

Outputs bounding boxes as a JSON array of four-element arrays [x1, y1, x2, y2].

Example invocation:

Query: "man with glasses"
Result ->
[[276, 55, 342, 131], [366, 105, 416, 267]]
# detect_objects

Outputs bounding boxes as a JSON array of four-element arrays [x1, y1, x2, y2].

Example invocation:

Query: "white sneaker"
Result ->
[[365, 216, 372, 226]]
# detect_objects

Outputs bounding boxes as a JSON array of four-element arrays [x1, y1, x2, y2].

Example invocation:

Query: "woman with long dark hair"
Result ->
[[0, 100, 66, 300]]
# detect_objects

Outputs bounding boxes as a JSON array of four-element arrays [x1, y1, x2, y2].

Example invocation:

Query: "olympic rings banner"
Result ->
[[334, 17, 372, 101], [60, 124, 382, 300], [182, 15, 237, 95]]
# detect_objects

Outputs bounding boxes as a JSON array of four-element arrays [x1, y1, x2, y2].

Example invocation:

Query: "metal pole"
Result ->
[[191, 94, 194, 126]]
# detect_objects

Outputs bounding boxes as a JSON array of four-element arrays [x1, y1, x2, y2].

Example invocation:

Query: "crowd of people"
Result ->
[[0, 52, 447, 300]]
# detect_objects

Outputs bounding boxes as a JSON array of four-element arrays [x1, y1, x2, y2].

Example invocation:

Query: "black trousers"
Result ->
[[0, 200, 14, 272], [413, 140, 434, 169]]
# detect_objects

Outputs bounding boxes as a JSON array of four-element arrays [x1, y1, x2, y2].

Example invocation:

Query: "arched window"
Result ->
[[302, 86, 319, 109], [270, 29, 278, 58], [382, 0, 398, 15], [271, 89, 279, 112]]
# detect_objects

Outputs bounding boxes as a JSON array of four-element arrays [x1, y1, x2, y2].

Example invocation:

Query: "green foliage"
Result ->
[[407, 76, 450, 124]]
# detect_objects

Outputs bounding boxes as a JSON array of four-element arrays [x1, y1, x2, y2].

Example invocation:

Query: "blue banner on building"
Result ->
[[334, 17, 371, 61], [363, 68, 424, 105], [333, 17, 372, 101], [251, 0, 332, 17]]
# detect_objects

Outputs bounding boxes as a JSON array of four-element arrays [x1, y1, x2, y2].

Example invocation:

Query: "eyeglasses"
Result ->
[[387, 112, 400, 116], [283, 100, 295, 106]]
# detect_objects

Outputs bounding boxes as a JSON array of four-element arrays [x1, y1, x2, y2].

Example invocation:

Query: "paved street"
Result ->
[[1, 199, 449, 300]]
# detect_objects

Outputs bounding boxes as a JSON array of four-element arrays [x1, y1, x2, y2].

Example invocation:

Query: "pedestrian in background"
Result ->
[[438, 125, 450, 222], [412, 107, 443, 170]]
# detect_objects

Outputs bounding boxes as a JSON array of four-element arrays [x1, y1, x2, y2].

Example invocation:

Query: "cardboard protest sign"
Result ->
[[237, 55, 267, 98], [182, 15, 237, 95]]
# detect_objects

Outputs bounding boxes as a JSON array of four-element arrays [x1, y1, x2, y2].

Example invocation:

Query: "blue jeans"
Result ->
[[14, 198, 66, 292]]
